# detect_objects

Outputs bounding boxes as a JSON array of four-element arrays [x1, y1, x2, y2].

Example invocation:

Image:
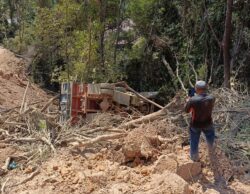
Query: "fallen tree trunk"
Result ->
[[41, 94, 60, 113], [70, 133, 127, 149], [119, 96, 181, 129], [120, 109, 167, 129]]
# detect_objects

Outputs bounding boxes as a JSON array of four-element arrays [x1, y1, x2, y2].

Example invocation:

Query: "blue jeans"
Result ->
[[189, 125, 215, 161]]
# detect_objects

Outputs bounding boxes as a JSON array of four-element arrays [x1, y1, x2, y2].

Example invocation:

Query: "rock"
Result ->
[[76, 171, 87, 184], [44, 177, 58, 184], [72, 177, 79, 184], [24, 166, 36, 174], [0, 143, 6, 148], [123, 174, 130, 182], [85, 152, 96, 159], [93, 183, 136, 194], [88, 172, 107, 185], [87, 165, 93, 169], [177, 154, 201, 181], [122, 128, 160, 162], [96, 165, 105, 171], [100, 148, 108, 154], [230, 180, 250, 194], [152, 155, 178, 174], [136, 171, 192, 194], [109, 183, 135, 194], [52, 165, 59, 171], [119, 166, 128, 171], [60, 167, 70, 177], [117, 170, 129, 180], [204, 189, 220, 194], [122, 142, 143, 160], [67, 162, 72, 167], [141, 168, 150, 176]]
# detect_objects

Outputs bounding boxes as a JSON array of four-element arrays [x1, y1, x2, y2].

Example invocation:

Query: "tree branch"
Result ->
[[162, 55, 178, 90]]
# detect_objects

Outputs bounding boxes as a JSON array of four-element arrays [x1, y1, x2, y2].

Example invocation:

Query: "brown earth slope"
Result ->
[[0, 47, 49, 110]]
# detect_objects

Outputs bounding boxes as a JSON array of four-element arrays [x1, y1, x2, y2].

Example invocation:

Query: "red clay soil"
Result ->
[[2, 143, 249, 194]]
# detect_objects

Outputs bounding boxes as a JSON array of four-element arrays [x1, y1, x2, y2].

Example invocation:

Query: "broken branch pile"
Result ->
[[211, 88, 250, 171]]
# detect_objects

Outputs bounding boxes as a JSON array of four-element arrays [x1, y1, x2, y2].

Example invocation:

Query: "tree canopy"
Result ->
[[0, 0, 249, 102]]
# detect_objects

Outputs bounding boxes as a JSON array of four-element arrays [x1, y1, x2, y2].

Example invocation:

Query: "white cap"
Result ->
[[195, 80, 206, 89]]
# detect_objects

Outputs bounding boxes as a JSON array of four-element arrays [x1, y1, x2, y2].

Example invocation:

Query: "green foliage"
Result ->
[[1, 0, 249, 100], [130, 37, 147, 59], [1, 0, 37, 52], [197, 64, 207, 81], [157, 83, 176, 104], [128, 0, 157, 33]]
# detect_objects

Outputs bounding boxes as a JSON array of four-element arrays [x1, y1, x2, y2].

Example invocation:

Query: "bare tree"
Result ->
[[222, 0, 233, 88]]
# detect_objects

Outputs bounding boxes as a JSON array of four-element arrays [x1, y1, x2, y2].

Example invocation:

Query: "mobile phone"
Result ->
[[188, 87, 195, 97]]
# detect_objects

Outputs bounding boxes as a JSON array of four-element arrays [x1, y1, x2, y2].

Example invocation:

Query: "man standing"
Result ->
[[185, 80, 215, 161]]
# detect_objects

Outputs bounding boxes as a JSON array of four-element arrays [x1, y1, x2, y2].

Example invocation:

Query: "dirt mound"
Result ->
[[2, 143, 248, 194], [122, 127, 161, 163], [0, 47, 26, 75], [0, 47, 50, 109]]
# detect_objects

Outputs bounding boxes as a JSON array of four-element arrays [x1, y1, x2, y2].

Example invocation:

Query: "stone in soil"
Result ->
[[122, 127, 161, 162], [152, 154, 178, 174], [137, 171, 192, 194], [177, 153, 202, 181]]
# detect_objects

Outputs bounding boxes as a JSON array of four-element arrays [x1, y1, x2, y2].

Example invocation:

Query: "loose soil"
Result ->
[[0, 47, 49, 110]]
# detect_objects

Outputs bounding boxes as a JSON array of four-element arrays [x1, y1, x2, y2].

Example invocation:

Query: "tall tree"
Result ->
[[113, 0, 125, 65], [223, 0, 233, 88], [99, 0, 106, 73]]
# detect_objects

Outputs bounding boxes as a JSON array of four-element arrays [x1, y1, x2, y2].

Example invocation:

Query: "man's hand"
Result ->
[[186, 97, 190, 102]]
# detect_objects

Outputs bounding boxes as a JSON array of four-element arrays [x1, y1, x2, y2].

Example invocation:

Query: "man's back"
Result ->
[[185, 94, 215, 128]]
